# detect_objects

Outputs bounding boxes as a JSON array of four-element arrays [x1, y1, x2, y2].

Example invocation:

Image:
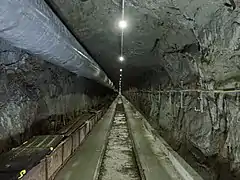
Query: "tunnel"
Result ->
[[0, 0, 240, 180]]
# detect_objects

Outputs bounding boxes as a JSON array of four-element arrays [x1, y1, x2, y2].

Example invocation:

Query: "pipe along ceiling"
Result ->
[[0, 0, 114, 89]]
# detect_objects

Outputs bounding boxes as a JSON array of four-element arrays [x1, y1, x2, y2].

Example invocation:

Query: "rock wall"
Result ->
[[124, 5, 240, 180], [0, 39, 114, 153], [125, 86, 239, 180]]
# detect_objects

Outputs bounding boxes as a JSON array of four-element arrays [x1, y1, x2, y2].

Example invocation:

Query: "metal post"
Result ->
[[180, 81, 183, 109], [169, 91, 172, 111], [237, 93, 239, 105], [194, 78, 204, 113]]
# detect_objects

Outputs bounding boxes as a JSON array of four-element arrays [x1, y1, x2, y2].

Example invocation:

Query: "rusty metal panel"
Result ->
[[94, 115, 98, 124], [77, 128, 81, 145], [92, 117, 95, 126], [96, 111, 102, 121], [79, 124, 86, 144], [62, 137, 72, 163], [72, 130, 80, 151], [86, 121, 91, 135], [22, 159, 46, 180], [89, 119, 93, 131], [46, 144, 63, 179]]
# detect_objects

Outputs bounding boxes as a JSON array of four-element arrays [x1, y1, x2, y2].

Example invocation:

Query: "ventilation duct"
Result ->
[[0, 0, 114, 88]]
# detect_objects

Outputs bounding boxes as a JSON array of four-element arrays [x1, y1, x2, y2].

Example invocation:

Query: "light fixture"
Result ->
[[118, 20, 127, 29], [119, 56, 124, 62], [120, 69, 122, 72], [120, 74, 122, 77]]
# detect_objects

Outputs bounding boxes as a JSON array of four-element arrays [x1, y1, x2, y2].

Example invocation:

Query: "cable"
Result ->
[[120, 0, 125, 58], [121, 29, 124, 57], [129, 89, 240, 94], [121, 0, 125, 19]]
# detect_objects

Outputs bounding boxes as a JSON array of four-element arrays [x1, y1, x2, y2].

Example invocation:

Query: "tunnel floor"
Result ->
[[53, 97, 202, 180], [98, 101, 141, 180]]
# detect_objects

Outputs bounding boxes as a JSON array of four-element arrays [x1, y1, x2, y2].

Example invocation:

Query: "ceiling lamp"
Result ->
[[118, 20, 127, 29], [119, 56, 125, 62]]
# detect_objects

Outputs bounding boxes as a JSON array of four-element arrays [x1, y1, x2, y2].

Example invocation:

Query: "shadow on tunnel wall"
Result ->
[[0, 39, 116, 154]]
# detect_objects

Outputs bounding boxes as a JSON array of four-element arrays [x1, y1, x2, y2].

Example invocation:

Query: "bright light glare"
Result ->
[[119, 56, 124, 61], [120, 74, 122, 77], [118, 20, 127, 29], [120, 69, 122, 72]]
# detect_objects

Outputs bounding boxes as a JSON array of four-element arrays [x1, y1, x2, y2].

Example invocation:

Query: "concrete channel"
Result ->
[[98, 98, 141, 180], [47, 96, 203, 180]]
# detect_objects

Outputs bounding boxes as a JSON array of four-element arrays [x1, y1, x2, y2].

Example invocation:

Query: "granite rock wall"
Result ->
[[0, 39, 114, 153]]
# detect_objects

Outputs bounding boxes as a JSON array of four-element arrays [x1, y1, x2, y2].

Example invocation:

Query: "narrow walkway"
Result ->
[[123, 98, 176, 180], [54, 96, 203, 180], [54, 101, 116, 180]]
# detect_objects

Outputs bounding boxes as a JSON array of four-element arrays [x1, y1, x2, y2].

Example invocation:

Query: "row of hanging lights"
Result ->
[[118, 0, 127, 93]]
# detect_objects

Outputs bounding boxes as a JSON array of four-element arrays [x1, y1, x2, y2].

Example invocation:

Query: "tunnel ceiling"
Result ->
[[46, 0, 236, 87]]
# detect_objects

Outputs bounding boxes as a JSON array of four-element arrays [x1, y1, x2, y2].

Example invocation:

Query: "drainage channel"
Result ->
[[98, 99, 141, 180]]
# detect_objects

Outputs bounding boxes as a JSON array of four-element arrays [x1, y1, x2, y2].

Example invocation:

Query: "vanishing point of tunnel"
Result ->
[[0, 0, 240, 180]]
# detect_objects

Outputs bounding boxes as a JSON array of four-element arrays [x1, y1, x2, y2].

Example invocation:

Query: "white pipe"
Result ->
[[0, 0, 113, 88]]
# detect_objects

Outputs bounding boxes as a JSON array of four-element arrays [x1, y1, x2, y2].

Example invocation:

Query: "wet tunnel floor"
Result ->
[[98, 100, 141, 180]]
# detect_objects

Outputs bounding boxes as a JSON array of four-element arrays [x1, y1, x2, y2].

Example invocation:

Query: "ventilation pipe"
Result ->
[[0, 0, 114, 88]]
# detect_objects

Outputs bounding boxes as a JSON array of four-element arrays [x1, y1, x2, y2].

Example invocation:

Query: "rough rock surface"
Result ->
[[1, 0, 240, 179], [43, 0, 239, 179], [45, 0, 196, 83], [0, 39, 113, 153], [46, 0, 240, 179]]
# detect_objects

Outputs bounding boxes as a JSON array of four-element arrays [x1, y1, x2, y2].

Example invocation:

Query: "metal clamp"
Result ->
[[195, 78, 204, 113], [194, 94, 203, 112]]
